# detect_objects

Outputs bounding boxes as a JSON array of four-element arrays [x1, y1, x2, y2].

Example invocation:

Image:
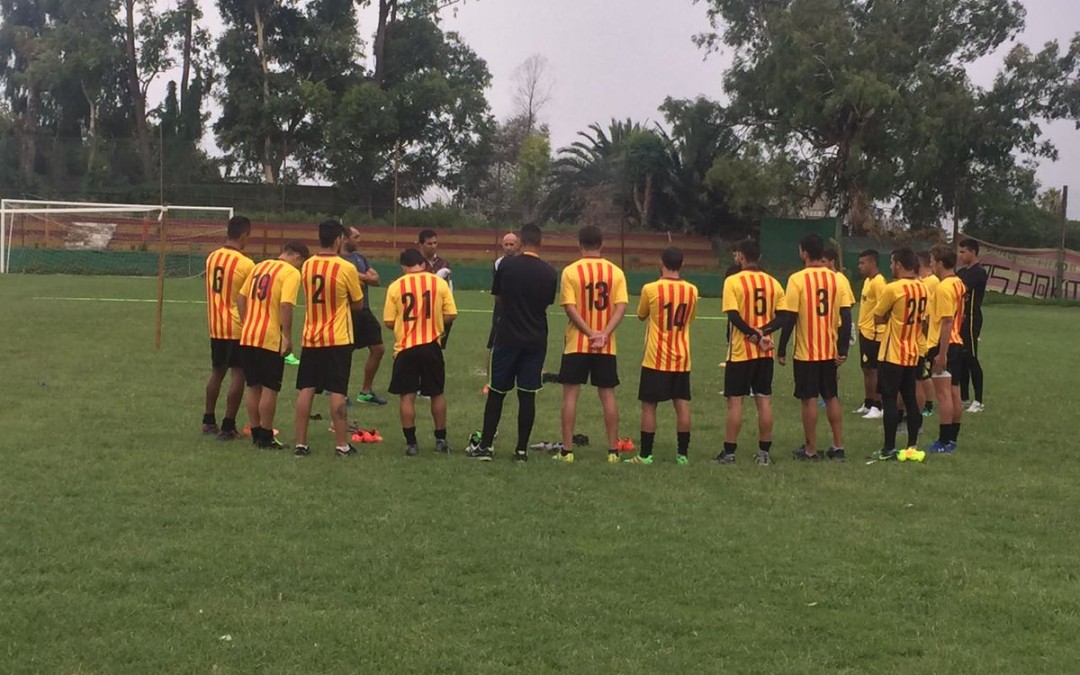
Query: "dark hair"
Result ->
[[724, 264, 743, 278], [520, 223, 542, 247], [916, 250, 930, 266], [859, 249, 880, 265], [578, 225, 603, 249], [318, 219, 346, 247], [418, 229, 437, 244], [822, 248, 838, 263], [399, 248, 425, 267], [891, 247, 917, 272], [227, 215, 251, 239], [958, 238, 980, 254], [661, 246, 684, 271], [930, 244, 956, 269], [734, 238, 761, 262], [283, 241, 310, 260], [798, 233, 825, 261]]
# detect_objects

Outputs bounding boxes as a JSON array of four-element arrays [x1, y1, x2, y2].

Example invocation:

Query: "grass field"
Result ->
[[2, 274, 1078, 674]]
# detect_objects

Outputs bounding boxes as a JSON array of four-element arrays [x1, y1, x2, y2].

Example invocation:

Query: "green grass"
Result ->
[[1, 275, 1078, 674]]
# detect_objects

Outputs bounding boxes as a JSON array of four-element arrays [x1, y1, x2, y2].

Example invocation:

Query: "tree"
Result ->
[[514, 131, 550, 221], [511, 53, 552, 133]]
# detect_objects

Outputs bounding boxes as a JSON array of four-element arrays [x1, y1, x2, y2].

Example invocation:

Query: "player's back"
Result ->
[[560, 257, 628, 355], [918, 274, 939, 354], [494, 253, 558, 349], [878, 278, 928, 366], [386, 271, 455, 354], [241, 259, 301, 353], [933, 276, 967, 347], [205, 246, 254, 340], [722, 269, 783, 362], [784, 266, 844, 362], [640, 278, 699, 371], [300, 254, 362, 348]]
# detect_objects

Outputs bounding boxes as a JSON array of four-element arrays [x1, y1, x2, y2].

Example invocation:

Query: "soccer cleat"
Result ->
[[867, 448, 898, 462], [512, 450, 528, 462], [470, 447, 494, 461], [202, 423, 220, 435], [283, 353, 300, 366], [676, 455, 689, 466], [259, 436, 286, 451], [943, 441, 958, 454], [624, 455, 653, 465], [967, 401, 985, 413], [356, 390, 388, 405], [825, 446, 846, 461], [792, 448, 821, 461], [862, 408, 884, 420], [755, 450, 772, 466], [217, 428, 242, 442], [924, 440, 947, 454], [897, 447, 926, 462], [435, 439, 451, 455], [293, 445, 310, 457], [714, 452, 736, 465], [607, 452, 620, 464], [921, 408, 934, 418], [553, 451, 575, 464], [405, 444, 419, 457], [852, 404, 869, 414], [529, 441, 564, 453], [335, 445, 358, 457]]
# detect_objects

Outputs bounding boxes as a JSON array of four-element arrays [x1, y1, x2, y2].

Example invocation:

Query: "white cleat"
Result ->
[[862, 407, 884, 420], [967, 401, 985, 413], [852, 404, 869, 414]]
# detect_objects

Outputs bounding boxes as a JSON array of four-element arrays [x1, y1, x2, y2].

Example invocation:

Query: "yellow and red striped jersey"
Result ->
[[722, 268, 784, 362], [205, 246, 255, 340], [930, 275, 966, 348], [383, 272, 457, 355], [300, 254, 363, 348], [560, 257, 629, 355], [874, 278, 929, 367], [240, 259, 301, 353], [781, 266, 853, 362], [918, 273, 940, 355], [638, 278, 699, 372]]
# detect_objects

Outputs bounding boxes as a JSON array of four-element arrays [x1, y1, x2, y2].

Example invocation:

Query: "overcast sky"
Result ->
[[176, 0, 1080, 217]]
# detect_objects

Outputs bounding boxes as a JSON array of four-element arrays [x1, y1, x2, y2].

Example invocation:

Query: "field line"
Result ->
[[33, 296, 729, 320]]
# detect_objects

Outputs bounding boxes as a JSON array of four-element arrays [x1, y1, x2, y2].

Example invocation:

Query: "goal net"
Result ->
[[0, 199, 234, 276]]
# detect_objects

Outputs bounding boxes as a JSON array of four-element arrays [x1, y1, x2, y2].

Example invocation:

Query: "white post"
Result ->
[[1, 205, 6, 273]]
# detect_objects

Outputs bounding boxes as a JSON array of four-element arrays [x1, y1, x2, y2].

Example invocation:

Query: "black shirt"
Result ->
[[957, 263, 988, 322], [492, 252, 558, 350]]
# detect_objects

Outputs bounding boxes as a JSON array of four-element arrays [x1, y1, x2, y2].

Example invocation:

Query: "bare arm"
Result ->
[[564, 305, 596, 338], [279, 304, 294, 356], [236, 295, 248, 324], [932, 318, 953, 374], [360, 268, 380, 286]]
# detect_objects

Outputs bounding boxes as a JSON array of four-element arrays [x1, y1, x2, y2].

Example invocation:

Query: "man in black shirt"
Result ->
[[468, 224, 558, 461], [956, 238, 988, 413]]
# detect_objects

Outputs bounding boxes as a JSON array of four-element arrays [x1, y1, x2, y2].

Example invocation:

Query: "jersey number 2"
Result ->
[[402, 290, 432, 321]]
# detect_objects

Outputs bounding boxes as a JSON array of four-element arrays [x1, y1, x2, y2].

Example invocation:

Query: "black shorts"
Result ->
[[296, 345, 353, 395], [210, 338, 242, 369], [793, 360, 839, 400], [927, 345, 964, 385], [352, 308, 383, 349], [960, 316, 982, 357], [877, 361, 918, 397], [916, 353, 932, 381], [559, 353, 619, 388], [638, 367, 691, 403], [859, 335, 881, 368], [389, 342, 445, 397], [241, 346, 285, 392], [724, 358, 774, 397], [489, 345, 546, 393]]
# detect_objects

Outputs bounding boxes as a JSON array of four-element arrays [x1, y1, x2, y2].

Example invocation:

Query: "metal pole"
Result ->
[[1058, 186, 1068, 298], [155, 208, 167, 350], [0, 206, 6, 273], [393, 141, 400, 249]]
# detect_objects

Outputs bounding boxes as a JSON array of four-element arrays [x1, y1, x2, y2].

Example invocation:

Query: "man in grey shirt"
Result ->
[[344, 226, 387, 405]]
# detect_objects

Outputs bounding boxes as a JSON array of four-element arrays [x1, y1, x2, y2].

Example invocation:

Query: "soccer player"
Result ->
[[343, 225, 387, 406], [855, 249, 887, 418], [292, 220, 365, 458], [236, 241, 309, 449], [384, 248, 458, 456], [624, 247, 699, 466], [716, 239, 783, 466], [484, 232, 522, 394], [822, 249, 857, 319], [419, 228, 453, 347], [469, 225, 557, 461], [916, 250, 939, 416], [869, 248, 928, 460], [557, 225, 629, 464], [767, 233, 853, 460], [956, 238, 988, 412], [203, 215, 256, 440], [926, 244, 967, 453]]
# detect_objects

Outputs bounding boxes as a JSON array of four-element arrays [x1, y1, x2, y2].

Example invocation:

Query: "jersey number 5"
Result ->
[[753, 288, 768, 317]]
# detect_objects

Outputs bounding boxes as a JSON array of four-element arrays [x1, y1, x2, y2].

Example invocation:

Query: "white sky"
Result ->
[[156, 0, 1080, 217]]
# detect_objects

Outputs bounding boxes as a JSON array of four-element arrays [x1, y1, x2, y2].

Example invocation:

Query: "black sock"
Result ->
[[953, 423, 962, 443], [883, 396, 900, 451], [938, 424, 949, 443], [677, 432, 690, 456], [759, 440, 772, 453], [864, 398, 872, 409], [403, 426, 418, 445], [434, 428, 447, 441], [202, 413, 216, 426], [723, 441, 736, 456], [251, 427, 263, 445], [640, 432, 656, 458], [924, 401, 934, 413], [481, 391, 505, 448], [221, 417, 236, 432], [516, 391, 536, 451]]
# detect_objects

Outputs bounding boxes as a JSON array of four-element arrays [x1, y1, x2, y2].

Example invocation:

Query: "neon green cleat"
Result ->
[[283, 353, 300, 366], [624, 455, 653, 465], [553, 452, 574, 464], [676, 455, 689, 466]]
